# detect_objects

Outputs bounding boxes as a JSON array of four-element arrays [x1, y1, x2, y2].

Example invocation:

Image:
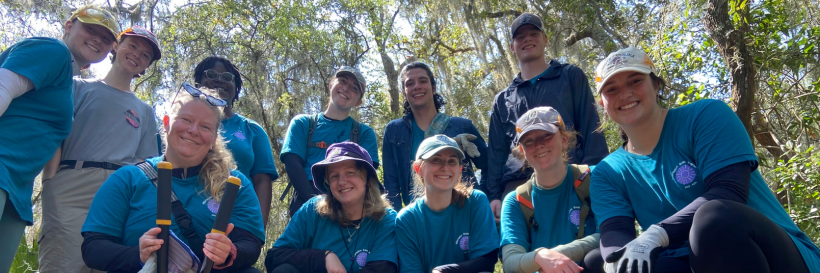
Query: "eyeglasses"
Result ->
[[172, 83, 227, 107], [204, 69, 235, 82]]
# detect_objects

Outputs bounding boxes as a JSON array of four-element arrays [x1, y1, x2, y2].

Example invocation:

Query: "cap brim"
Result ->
[[512, 23, 544, 37], [120, 33, 162, 61], [335, 71, 365, 93], [597, 66, 653, 93], [74, 17, 118, 39], [311, 157, 384, 194], [514, 123, 558, 145], [419, 146, 466, 161]]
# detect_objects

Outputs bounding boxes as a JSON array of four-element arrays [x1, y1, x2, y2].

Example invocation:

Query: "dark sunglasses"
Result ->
[[172, 83, 227, 106], [204, 69, 235, 82]]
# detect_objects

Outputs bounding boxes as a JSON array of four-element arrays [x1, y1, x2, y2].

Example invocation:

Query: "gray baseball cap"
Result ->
[[514, 106, 565, 145], [416, 134, 466, 161], [335, 66, 367, 95], [510, 13, 545, 38]]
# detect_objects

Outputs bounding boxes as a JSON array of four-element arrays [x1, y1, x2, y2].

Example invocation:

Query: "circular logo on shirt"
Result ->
[[569, 209, 581, 226], [354, 250, 369, 267], [125, 110, 140, 128], [674, 163, 697, 185], [232, 130, 246, 141], [457, 234, 470, 251], [207, 198, 220, 214]]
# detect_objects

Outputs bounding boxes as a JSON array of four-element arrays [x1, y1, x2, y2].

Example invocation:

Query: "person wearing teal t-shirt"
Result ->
[[591, 47, 820, 273], [0, 5, 117, 270], [193, 56, 280, 228], [280, 66, 379, 217], [81, 86, 264, 273], [266, 141, 397, 273], [396, 135, 499, 273], [500, 107, 603, 273]]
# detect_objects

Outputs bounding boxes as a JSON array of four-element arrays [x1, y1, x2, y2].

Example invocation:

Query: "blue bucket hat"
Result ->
[[311, 141, 385, 195]]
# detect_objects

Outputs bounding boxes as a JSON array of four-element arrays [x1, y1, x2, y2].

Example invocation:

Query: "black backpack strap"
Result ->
[[350, 119, 361, 143], [306, 113, 322, 152], [136, 161, 205, 259]]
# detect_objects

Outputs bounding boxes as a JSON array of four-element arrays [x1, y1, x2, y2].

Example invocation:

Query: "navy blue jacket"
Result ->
[[486, 60, 609, 201], [382, 114, 488, 207]]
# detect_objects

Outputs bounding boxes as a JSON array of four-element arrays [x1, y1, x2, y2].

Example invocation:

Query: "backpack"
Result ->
[[306, 113, 361, 151], [515, 164, 592, 240]]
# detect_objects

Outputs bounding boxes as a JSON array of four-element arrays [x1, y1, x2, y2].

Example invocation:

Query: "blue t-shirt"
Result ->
[[410, 119, 425, 157], [83, 157, 265, 251], [590, 99, 820, 271], [273, 196, 398, 272], [221, 114, 279, 181], [500, 165, 597, 253], [0, 37, 74, 224], [396, 190, 499, 273], [280, 114, 379, 181]]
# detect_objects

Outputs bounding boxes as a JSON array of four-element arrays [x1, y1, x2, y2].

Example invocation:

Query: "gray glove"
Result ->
[[452, 133, 480, 158], [610, 224, 669, 273]]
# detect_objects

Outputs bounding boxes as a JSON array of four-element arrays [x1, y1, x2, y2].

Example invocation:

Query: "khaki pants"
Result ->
[[39, 166, 115, 273]]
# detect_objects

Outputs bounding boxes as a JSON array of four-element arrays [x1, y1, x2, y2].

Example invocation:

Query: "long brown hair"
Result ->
[[411, 158, 473, 209], [315, 161, 392, 227], [165, 87, 235, 202]]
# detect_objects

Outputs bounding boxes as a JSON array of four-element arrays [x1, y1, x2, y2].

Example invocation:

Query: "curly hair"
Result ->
[[399, 62, 447, 115], [314, 161, 392, 227], [410, 158, 473, 209], [166, 86, 236, 201], [194, 57, 243, 105]]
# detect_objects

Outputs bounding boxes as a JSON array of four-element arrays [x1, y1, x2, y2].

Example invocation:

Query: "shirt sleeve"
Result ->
[[566, 65, 609, 165], [365, 209, 398, 264], [486, 94, 510, 201], [231, 172, 266, 242], [1, 38, 72, 91], [500, 191, 531, 250], [80, 231, 142, 272], [382, 123, 403, 207], [691, 100, 759, 178], [273, 197, 317, 249], [82, 168, 135, 237], [136, 106, 160, 160], [589, 163, 635, 227], [396, 210, 425, 273], [248, 121, 279, 181], [361, 124, 380, 168], [280, 115, 309, 162], [0, 68, 35, 116], [469, 190, 501, 258]]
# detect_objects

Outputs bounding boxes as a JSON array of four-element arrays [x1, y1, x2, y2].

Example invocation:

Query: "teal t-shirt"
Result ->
[[82, 157, 266, 250], [396, 189, 499, 273], [590, 99, 820, 271], [273, 196, 398, 272], [221, 114, 279, 181], [0, 37, 74, 224], [500, 165, 597, 253], [411, 119, 425, 158], [280, 114, 379, 181]]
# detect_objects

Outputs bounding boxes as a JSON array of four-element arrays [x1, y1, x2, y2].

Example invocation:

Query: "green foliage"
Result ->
[[10, 236, 38, 273], [771, 146, 820, 245]]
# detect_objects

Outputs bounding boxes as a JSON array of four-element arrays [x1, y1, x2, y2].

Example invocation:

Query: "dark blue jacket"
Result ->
[[382, 114, 488, 207], [486, 60, 609, 201]]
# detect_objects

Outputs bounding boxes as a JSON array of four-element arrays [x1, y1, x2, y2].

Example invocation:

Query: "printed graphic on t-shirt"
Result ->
[[354, 249, 369, 267], [457, 233, 470, 251], [125, 110, 140, 128], [569, 206, 581, 226], [232, 130, 246, 141], [206, 197, 219, 215], [673, 161, 698, 187]]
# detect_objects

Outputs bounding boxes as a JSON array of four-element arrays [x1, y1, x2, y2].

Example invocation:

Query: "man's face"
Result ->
[[402, 68, 436, 110], [510, 25, 548, 63]]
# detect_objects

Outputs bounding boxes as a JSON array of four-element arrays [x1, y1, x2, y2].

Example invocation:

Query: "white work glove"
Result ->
[[452, 133, 480, 158], [610, 224, 669, 273], [604, 262, 617, 273]]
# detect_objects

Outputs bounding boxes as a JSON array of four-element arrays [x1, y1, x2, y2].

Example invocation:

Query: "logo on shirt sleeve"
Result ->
[[125, 110, 140, 128], [673, 161, 698, 187]]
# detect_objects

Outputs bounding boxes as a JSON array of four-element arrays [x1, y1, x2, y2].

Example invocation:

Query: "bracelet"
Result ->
[[325, 250, 333, 257]]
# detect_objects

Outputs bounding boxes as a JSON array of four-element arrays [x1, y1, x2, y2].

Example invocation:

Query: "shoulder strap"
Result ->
[[306, 113, 321, 155], [570, 164, 592, 239], [350, 119, 361, 143], [514, 180, 537, 239], [136, 161, 205, 259]]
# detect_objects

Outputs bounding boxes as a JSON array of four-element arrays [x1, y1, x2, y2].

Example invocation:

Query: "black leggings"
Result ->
[[580, 248, 606, 273], [658, 199, 810, 273], [268, 263, 301, 273]]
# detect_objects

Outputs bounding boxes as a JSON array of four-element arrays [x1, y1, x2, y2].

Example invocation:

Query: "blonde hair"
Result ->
[[315, 161, 392, 227], [166, 87, 236, 202], [411, 159, 473, 208], [512, 126, 578, 170]]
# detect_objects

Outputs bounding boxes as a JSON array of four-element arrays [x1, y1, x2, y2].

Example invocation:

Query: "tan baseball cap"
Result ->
[[69, 5, 120, 39]]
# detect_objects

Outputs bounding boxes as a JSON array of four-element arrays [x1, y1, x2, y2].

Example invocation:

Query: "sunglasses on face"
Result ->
[[204, 69, 235, 82], [172, 83, 227, 106]]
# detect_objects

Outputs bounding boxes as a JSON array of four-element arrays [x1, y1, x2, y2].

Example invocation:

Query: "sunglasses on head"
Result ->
[[204, 69, 235, 82], [172, 83, 227, 106]]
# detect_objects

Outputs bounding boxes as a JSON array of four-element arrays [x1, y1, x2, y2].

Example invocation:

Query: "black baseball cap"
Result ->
[[510, 13, 545, 38]]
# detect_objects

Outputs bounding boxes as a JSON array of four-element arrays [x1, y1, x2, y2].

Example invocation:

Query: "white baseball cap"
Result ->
[[594, 47, 658, 93]]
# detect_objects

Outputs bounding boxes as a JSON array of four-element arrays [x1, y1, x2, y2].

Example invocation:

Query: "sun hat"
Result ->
[[311, 141, 384, 194]]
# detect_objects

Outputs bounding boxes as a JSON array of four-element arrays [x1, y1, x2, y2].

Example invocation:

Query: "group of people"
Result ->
[[0, 4, 818, 273]]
